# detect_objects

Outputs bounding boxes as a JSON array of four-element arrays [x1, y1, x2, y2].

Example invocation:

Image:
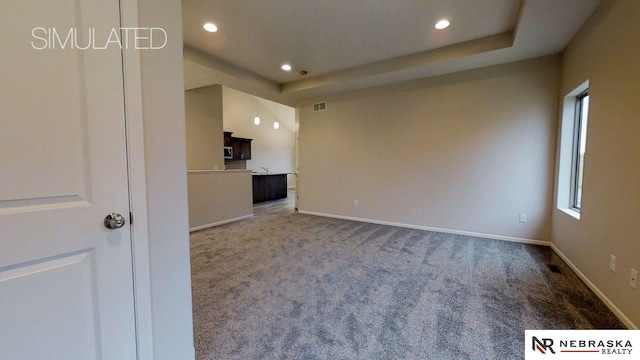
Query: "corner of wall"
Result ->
[[138, 0, 195, 358]]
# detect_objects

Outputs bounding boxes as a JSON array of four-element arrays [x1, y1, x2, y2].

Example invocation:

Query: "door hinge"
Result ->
[[129, 212, 133, 225]]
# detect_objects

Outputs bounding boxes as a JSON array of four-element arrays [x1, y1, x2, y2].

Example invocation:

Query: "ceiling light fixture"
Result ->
[[273, 121, 280, 130], [435, 19, 450, 30], [254, 116, 260, 125], [203, 23, 218, 32], [281, 64, 292, 71]]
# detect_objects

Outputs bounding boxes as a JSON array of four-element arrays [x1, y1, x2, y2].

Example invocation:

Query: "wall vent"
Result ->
[[313, 101, 327, 112], [547, 264, 563, 274]]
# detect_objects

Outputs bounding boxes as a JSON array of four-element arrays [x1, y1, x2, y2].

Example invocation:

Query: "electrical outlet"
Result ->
[[610, 255, 616, 273], [354, 200, 359, 207], [519, 213, 527, 223], [631, 269, 638, 290]]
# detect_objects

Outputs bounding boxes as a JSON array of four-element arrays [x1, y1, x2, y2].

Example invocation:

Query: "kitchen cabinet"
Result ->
[[231, 137, 252, 160], [223, 132, 252, 160], [252, 174, 287, 203], [223, 131, 232, 146], [231, 141, 242, 160]]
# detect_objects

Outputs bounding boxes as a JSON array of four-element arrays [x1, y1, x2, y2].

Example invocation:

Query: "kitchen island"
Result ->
[[252, 173, 288, 203]]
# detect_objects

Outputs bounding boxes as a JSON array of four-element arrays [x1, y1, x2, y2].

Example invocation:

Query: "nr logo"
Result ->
[[533, 337, 556, 354]]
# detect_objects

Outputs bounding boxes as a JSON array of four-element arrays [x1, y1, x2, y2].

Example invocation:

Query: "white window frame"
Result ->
[[556, 80, 590, 220], [569, 90, 589, 211]]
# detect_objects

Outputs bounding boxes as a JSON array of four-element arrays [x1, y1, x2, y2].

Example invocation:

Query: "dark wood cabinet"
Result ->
[[252, 174, 287, 203], [223, 132, 252, 160], [240, 140, 252, 160], [231, 141, 242, 160], [223, 131, 232, 146], [232, 138, 251, 160]]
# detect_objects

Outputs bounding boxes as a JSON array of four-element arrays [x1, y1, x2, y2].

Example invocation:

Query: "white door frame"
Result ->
[[120, 0, 154, 359]]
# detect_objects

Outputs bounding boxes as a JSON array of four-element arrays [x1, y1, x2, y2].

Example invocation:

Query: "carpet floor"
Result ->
[[190, 212, 624, 360]]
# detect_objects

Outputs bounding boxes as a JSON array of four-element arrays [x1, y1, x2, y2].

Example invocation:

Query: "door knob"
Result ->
[[104, 213, 126, 229]]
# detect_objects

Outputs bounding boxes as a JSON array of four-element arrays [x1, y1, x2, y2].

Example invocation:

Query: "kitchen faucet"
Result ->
[[260, 167, 269, 174]]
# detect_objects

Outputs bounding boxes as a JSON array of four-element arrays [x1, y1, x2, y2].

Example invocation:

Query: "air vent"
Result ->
[[547, 264, 563, 274], [313, 101, 327, 112]]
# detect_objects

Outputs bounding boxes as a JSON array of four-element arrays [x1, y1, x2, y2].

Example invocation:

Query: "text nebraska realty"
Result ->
[[559, 339, 632, 355], [533, 336, 633, 355], [31, 27, 167, 50]]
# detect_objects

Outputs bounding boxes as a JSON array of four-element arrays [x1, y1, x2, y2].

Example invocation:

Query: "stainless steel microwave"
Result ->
[[223, 146, 233, 159]]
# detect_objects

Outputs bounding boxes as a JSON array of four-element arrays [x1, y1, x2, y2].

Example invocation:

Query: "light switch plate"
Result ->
[[610, 255, 616, 272], [519, 213, 527, 223]]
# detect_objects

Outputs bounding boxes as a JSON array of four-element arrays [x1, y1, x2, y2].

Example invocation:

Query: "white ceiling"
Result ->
[[182, 0, 601, 106]]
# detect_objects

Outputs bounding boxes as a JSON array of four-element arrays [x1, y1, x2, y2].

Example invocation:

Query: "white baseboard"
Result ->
[[189, 214, 253, 232], [551, 245, 638, 330], [297, 210, 551, 246]]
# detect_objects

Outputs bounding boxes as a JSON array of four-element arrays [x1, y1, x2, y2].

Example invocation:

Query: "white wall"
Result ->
[[187, 170, 253, 230], [552, 0, 640, 328], [222, 87, 296, 187], [298, 56, 560, 242], [185, 85, 224, 170], [138, 0, 195, 358]]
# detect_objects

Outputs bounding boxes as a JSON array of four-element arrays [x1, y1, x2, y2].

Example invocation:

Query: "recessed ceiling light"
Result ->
[[435, 19, 450, 30], [254, 116, 260, 125], [273, 121, 280, 130], [203, 23, 218, 33], [281, 64, 292, 71]]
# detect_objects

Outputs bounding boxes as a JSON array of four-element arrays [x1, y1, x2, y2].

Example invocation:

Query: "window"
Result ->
[[570, 91, 589, 210], [557, 80, 589, 219]]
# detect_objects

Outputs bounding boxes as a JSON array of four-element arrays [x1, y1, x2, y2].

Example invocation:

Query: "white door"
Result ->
[[0, 1, 137, 359]]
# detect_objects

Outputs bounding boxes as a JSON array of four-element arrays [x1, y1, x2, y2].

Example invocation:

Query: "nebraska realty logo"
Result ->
[[525, 330, 639, 359]]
